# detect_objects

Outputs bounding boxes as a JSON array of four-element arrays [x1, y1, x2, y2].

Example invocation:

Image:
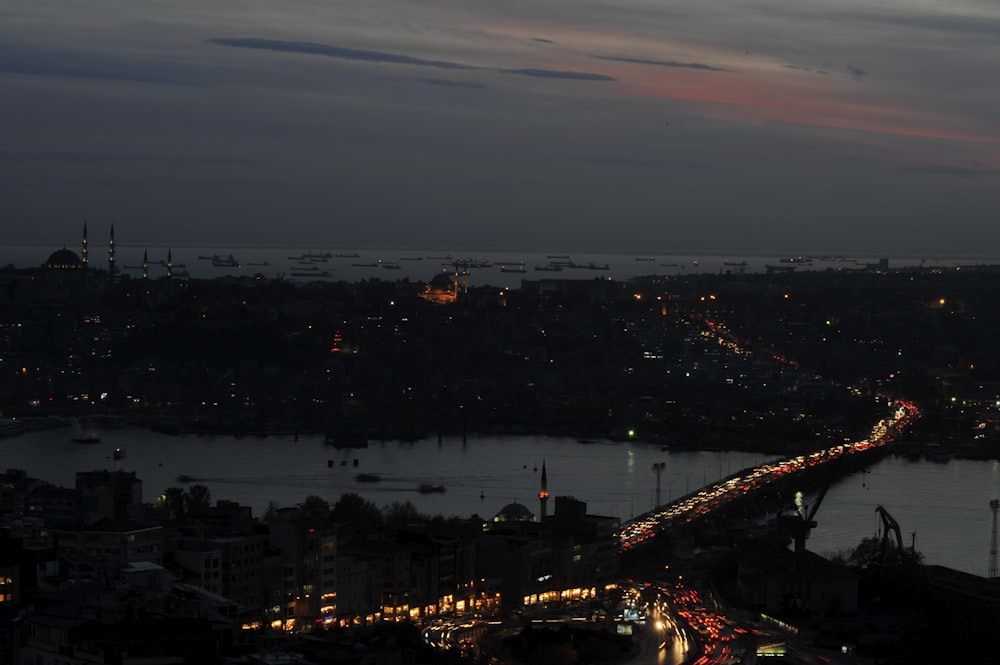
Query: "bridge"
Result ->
[[617, 398, 920, 552]]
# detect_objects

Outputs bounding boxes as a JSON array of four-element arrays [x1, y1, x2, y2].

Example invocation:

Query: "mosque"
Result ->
[[0, 223, 177, 310], [479, 461, 621, 609]]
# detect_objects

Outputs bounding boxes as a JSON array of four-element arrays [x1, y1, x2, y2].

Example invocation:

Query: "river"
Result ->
[[3, 426, 998, 578]]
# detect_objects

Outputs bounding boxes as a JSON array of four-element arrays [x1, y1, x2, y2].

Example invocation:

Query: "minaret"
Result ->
[[166, 249, 173, 279], [538, 460, 549, 522], [81, 221, 89, 266], [142, 249, 149, 280], [108, 224, 116, 278]]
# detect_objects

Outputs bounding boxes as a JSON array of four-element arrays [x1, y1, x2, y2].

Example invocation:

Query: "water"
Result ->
[[3, 426, 998, 578], [6, 243, 1000, 290]]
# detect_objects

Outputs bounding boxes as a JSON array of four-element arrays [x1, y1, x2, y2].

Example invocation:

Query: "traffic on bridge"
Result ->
[[619, 397, 920, 550]]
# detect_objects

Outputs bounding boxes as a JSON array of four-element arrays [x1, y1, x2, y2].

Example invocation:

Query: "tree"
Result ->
[[163, 486, 187, 518], [187, 483, 212, 512], [299, 495, 331, 527], [383, 500, 426, 529], [262, 500, 280, 523], [331, 492, 383, 528]]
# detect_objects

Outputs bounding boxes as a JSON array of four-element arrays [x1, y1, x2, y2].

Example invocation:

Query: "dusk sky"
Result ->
[[2, 0, 998, 255]]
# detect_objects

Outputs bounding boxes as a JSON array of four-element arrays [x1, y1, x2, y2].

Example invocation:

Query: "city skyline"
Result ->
[[2, 0, 998, 255]]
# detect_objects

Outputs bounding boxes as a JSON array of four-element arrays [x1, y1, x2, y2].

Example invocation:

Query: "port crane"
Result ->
[[780, 485, 830, 553], [875, 505, 903, 564]]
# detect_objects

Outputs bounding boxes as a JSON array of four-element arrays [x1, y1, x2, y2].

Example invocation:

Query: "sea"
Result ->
[[3, 426, 999, 579], [4, 242, 1000, 578], [5, 242, 1000, 290]]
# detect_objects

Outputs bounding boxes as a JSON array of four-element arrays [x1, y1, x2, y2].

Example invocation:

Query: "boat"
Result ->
[[351, 262, 378, 268], [500, 263, 526, 273], [211, 254, 240, 268], [113, 447, 126, 460], [355, 473, 382, 482], [247, 261, 270, 266], [335, 252, 361, 258], [418, 483, 446, 493], [70, 418, 101, 443], [547, 254, 570, 259], [398, 257, 423, 261], [534, 265, 562, 271], [923, 443, 952, 462], [380, 262, 402, 270], [635, 257, 655, 261]]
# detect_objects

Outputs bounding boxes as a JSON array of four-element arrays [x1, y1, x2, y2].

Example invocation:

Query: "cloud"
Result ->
[[415, 77, 486, 89], [499, 68, 616, 81], [212, 37, 614, 82], [591, 54, 729, 72], [782, 64, 830, 76], [846, 65, 869, 80], [210, 38, 480, 71]]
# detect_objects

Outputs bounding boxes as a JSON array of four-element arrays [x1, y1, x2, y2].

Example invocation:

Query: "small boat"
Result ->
[[418, 483, 446, 493], [113, 447, 126, 460]]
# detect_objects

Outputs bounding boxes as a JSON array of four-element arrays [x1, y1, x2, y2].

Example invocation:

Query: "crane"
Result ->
[[780, 485, 830, 553], [875, 505, 903, 564]]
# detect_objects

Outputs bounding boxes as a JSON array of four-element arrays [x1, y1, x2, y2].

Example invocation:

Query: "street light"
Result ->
[[652, 462, 666, 508]]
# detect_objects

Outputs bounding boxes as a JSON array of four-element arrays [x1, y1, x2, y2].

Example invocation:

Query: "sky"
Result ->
[[2, 0, 998, 255]]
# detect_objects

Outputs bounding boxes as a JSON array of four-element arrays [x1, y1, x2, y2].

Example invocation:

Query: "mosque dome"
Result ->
[[45, 248, 83, 269], [494, 502, 534, 523], [429, 272, 454, 288]]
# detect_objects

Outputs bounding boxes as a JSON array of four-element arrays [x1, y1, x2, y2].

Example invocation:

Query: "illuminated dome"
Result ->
[[428, 272, 453, 288], [45, 248, 83, 269], [494, 502, 534, 523]]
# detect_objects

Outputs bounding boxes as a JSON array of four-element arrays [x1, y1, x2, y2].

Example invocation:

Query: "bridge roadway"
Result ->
[[617, 398, 920, 552]]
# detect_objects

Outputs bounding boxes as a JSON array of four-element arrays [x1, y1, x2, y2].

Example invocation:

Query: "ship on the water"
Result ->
[[209, 254, 240, 268]]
